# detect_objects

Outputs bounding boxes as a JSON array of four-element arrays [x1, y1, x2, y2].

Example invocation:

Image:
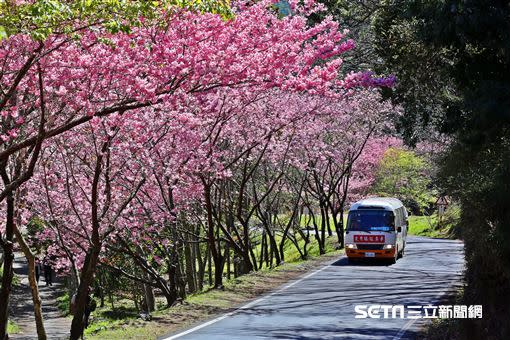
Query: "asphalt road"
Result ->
[[164, 236, 465, 340]]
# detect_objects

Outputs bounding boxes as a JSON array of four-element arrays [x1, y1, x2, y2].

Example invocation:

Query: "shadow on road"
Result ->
[[10, 254, 71, 339], [331, 257, 392, 267], [267, 325, 422, 340], [167, 236, 464, 340]]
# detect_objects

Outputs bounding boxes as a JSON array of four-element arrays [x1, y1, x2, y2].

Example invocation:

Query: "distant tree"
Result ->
[[373, 1, 510, 338], [372, 148, 431, 214], [310, 0, 382, 72]]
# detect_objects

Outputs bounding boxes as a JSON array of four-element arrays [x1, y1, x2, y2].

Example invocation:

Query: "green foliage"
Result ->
[[373, 0, 510, 338], [85, 303, 139, 336], [0, 0, 232, 40], [407, 215, 436, 236], [7, 320, 20, 334], [372, 148, 432, 212], [1, 265, 20, 287], [310, 0, 381, 72], [372, 2, 457, 144], [278, 234, 339, 263], [56, 291, 70, 316], [26, 217, 47, 254], [94, 258, 146, 311], [440, 135, 510, 338], [86, 249, 342, 339], [407, 206, 459, 239]]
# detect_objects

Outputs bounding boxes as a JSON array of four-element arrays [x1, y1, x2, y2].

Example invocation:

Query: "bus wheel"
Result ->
[[390, 248, 398, 264]]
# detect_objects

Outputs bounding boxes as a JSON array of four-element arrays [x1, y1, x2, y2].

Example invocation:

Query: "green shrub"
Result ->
[[57, 292, 70, 316], [7, 320, 20, 334]]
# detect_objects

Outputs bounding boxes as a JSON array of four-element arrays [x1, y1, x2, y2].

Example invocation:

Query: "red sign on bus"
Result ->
[[354, 235, 385, 243]]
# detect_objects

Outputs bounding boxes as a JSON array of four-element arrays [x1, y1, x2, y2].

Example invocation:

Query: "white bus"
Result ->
[[345, 197, 408, 263]]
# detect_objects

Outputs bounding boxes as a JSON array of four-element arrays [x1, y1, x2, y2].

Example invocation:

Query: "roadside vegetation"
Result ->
[[81, 203, 459, 340], [317, 1, 509, 337], [419, 288, 465, 339], [371, 1, 510, 338], [7, 321, 19, 335], [0, 0, 493, 339], [407, 205, 460, 239], [372, 147, 433, 215], [86, 238, 342, 339]]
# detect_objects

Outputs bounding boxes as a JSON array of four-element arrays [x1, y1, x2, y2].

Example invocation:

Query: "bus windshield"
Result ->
[[347, 210, 395, 232]]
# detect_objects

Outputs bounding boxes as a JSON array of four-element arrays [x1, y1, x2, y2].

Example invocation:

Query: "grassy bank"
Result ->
[[85, 237, 342, 339], [419, 288, 465, 339], [408, 215, 442, 237], [408, 208, 460, 239]]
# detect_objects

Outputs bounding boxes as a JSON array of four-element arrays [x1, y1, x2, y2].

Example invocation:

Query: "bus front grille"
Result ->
[[356, 244, 384, 250]]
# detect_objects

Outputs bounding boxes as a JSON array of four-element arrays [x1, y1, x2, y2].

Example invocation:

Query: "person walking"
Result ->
[[35, 257, 42, 283], [43, 256, 53, 286]]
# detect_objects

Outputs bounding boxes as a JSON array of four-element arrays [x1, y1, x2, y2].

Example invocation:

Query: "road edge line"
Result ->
[[392, 284, 461, 340], [162, 259, 334, 339]]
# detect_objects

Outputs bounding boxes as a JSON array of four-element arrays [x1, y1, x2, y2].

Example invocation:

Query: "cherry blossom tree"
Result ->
[[285, 91, 396, 249], [1, 1, 397, 338]]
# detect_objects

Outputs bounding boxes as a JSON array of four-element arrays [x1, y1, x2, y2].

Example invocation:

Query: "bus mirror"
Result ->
[[397, 226, 402, 233]]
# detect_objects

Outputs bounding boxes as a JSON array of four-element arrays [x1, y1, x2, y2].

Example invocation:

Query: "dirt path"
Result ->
[[10, 253, 71, 340]]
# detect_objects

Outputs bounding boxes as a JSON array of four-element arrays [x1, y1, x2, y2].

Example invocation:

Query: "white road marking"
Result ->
[[165, 240, 462, 340], [393, 317, 420, 340], [392, 285, 459, 340], [163, 261, 333, 339]]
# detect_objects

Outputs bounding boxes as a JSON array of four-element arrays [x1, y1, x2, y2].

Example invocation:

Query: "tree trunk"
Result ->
[[336, 210, 345, 248], [309, 208, 324, 255], [69, 248, 100, 340], [326, 210, 333, 237], [190, 234, 198, 290], [207, 246, 212, 287], [166, 258, 179, 306], [259, 230, 266, 269], [184, 238, 196, 293], [226, 243, 231, 280], [203, 183, 223, 288], [262, 213, 280, 265], [240, 249, 253, 275], [0, 187, 15, 340], [248, 244, 258, 272], [319, 204, 327, 255], [196, 242, 205, 291], [14, 226, 47, 340], [161, 268, 178, 307], [213, 254, 224, 289], [0, 241, 14, 340], [142, 283, 155, 312], [241, 220, 254, 274], [176, 252, 186, 300]]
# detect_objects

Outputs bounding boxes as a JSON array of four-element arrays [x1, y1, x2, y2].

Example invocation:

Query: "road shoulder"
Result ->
[[87, 250, 343, 340]]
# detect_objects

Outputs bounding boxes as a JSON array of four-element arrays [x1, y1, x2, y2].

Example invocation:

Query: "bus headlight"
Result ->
[[346, 243, 357, 249], [383, 244, 394, 249]]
